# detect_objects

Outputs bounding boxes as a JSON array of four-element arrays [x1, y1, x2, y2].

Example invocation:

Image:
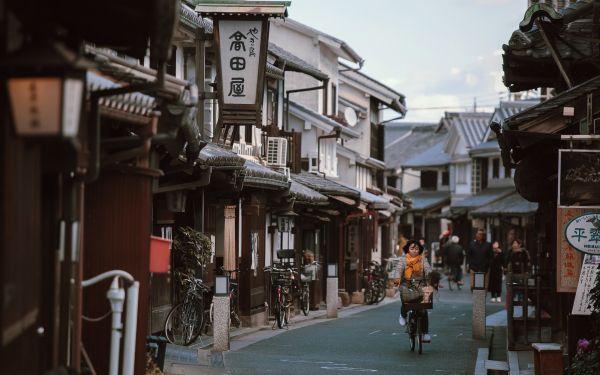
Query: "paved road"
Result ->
[[218, 281, 505, 375]]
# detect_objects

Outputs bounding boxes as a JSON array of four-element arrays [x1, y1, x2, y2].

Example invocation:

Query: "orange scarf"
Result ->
[[404, 253, 423, 280]]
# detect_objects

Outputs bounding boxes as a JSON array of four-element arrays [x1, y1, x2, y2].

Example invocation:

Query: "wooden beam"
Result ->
[[536, 19, 573, 88]]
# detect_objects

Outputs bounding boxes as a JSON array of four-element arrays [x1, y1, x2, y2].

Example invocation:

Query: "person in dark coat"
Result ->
[[488, 241, 504, 302], [445, 235, 464, 290], [467, 228, 493, 291]]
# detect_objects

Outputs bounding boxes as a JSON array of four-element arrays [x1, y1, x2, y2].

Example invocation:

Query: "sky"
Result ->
[[286, 0, 527, 122]]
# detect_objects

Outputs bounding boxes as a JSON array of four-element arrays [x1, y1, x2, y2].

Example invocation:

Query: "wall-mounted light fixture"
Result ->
[[3, 41, 89, 138]]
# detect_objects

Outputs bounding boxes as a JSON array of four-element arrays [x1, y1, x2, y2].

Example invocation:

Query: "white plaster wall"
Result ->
[[288, 113, 318, 158], [340, 82, 371, 156], [454, 162, 472, 195], [402, 168, 421, 193], [336, 155, 355, 186]]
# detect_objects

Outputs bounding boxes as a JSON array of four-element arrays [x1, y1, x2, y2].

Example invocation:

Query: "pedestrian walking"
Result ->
[[488, 241, 504, 302], [467, 228, 493, 292], [445, 235, 464, 290]]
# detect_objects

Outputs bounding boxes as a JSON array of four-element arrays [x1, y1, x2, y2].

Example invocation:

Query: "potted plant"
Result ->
[[569, 266, 600, 375], [171, 226, 212, 290]]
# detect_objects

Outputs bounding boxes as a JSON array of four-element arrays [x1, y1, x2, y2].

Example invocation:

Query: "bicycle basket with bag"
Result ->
[[400, 283, 424, 303]]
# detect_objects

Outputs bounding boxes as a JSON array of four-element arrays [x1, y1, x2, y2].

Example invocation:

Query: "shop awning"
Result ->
[[405, 189, 451, 211], [470, 192, 538, 217], [452, 187, 514, 209]]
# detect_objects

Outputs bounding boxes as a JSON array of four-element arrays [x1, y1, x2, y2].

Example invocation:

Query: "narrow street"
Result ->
[[213, 279, 504, 375]]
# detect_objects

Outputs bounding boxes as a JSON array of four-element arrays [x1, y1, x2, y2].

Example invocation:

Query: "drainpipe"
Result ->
[[285, 81, 328, 131], [82, 270, 139, 375]]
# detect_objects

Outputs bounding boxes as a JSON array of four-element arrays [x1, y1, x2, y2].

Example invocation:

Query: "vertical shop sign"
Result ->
[[557, 207, 584, 292], [572, 254, 600, 315]]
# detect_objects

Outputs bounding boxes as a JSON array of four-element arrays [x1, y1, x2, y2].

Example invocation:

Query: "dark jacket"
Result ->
[[445, 243, 464, 267], [468, 240, 493, 272], [507, 249, 530, 273]]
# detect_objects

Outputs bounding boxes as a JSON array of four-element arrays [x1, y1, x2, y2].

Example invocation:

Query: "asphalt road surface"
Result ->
[[221, 282, 504, 375]]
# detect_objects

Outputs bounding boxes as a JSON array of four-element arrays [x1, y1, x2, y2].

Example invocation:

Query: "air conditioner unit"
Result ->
[[266, 137, 287, 167]]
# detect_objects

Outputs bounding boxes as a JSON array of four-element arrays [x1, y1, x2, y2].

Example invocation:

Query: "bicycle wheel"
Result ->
[[275, 288, 285, 329], [164, 301, 203, 346], [364, 283, 374, 305], [230, 292, 241, 328], [375, 280, 386, 304], [407, 312, 415, 352], [417, 315, 423, 354], [283, 294, 291, 325], [301, 284, 310, 316]]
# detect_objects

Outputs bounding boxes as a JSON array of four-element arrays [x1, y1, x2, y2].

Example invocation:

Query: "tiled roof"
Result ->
[[385, 124, 446, 169], [360, 190, 389, 210], [484, 100, 538, 141], [503, 74, 600, 132], [405, 189, 451, 211], [290, 180, 328, 205], [269, 43, 328, 81], [471, 192, 538, 217], [242, 160, 290, 189], [452, 187, 514, 209], [289, 101, 360, 139], [197, 143, 245, 167], [503, 0, 597, 91], [469, 140, 500, 155], [291, 172, 360, 199], [401, 140, 452, 169], [87, 71, 156, 117], [444, 112, 492, 149]]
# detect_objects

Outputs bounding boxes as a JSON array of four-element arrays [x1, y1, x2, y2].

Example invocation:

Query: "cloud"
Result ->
[[450, 67, 461, 76]]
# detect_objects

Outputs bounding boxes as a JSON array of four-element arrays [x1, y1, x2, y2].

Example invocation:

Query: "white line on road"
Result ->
[[321, 366, 378, 372], [368, 330, 381, 335]]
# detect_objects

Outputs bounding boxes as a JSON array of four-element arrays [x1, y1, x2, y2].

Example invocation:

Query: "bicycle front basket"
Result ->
[[400, 284, 423, 303]]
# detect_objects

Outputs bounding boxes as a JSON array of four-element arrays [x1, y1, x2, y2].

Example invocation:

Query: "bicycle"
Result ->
[[363, 261, 386, 305], [298, 261, 318, 316], [401, 279, 433, 354], [164, 274, 212, 346], [209, 267, 242, 329], [264, 264, 294, 328]]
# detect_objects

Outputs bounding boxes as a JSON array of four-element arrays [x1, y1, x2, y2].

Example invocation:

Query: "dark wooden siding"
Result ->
[[83, 171, 151, 375], [1, 108, 44, 373], [240, 203, 266, 316]]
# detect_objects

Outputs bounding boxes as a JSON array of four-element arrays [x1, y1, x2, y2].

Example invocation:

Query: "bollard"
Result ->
[[212, 296, 230, 352], [472, 271, 486, 339], [327, 278, 338, 318]]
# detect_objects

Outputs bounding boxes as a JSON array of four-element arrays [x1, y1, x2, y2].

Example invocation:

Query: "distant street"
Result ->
[[219, 279, 505, 375]]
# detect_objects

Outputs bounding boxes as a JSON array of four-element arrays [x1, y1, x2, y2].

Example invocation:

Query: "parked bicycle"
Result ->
[[209, 267, 242, 329], [264, 264, 294, 328], [164, 274, 212, 346], [298, 261, 318, 316], [363, 260, 386, 305]]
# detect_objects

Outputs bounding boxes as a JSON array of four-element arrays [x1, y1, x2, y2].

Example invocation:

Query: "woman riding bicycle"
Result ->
[[396, 239, 432, 342]]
